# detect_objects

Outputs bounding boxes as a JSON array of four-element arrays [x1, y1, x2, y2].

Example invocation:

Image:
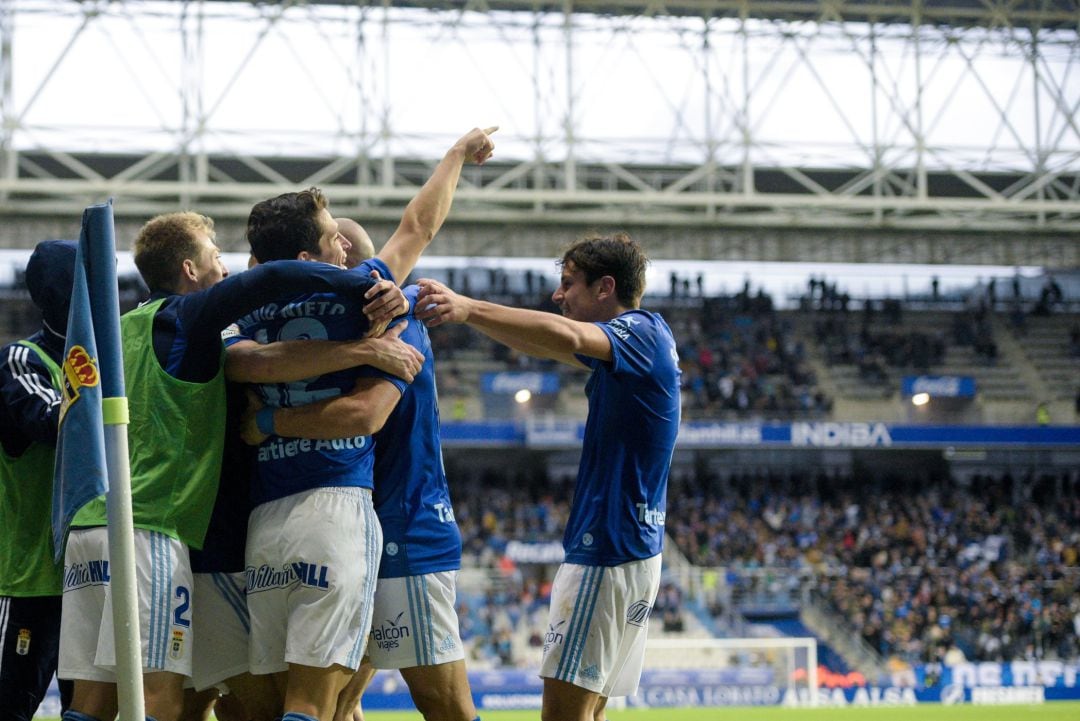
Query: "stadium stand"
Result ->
[[445, 458, 1080, 680], [1, 256, 1077, 706]]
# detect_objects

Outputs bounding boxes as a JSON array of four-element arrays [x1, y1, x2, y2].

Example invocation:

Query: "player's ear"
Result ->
[[181, 257, 197, 282], [597, 275, 616, 301]]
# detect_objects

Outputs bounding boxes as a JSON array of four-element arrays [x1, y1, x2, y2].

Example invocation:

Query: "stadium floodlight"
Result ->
[[912, 393, 930, 406]]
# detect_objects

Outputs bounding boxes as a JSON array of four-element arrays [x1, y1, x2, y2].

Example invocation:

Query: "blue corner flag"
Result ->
[[52, 201, 126, 558]]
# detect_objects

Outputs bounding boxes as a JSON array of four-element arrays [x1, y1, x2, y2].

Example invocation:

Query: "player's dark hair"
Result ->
[[246, 186, 327, 263], [559, 232, 648, 307]]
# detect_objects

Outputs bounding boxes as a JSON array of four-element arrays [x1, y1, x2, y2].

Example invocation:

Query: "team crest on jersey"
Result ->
[[626, 600, 652, 627], [170, 630, 185, 659], [16, 628, 31, 655], [59, 345, 99, 423]]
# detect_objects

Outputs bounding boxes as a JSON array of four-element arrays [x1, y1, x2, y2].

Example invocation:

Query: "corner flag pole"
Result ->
[[84, 201, 144, 719]]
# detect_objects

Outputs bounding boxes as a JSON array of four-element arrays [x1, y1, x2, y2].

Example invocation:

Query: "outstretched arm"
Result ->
[[414, 278, 609, 369], [376, 126, 497, 283], [224, 322, 424, 384], [241, 376, 403, 443]]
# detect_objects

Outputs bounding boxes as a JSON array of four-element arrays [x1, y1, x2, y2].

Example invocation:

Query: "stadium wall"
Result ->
[[33, 662, 1080, 715], [442, 420, 1080, 450]]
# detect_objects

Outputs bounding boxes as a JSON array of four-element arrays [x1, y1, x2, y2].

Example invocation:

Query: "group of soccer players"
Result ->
[[0, 123, 682, 721]]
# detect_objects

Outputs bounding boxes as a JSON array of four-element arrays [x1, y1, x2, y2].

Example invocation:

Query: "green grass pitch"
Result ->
[[360, 703, 1080, 721], [39, 702, 1080, 720]]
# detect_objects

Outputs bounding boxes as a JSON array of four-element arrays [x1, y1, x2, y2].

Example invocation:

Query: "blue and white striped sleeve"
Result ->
[[0, 342, 61, 446]]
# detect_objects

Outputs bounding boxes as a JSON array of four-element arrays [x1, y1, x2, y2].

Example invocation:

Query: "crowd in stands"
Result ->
[[446, 466, 705, 664], [447, 468, 573, 667], [809, 284, 954, 385], [675, 292, 832, 418], [444, 460, 1079, 670], [423, 269, 1077, 421], [662, 468, 1080, 665], [813, 312, 947, 384], [426, 282, 835, 420]]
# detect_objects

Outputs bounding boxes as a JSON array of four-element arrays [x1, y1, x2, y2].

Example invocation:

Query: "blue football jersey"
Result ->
[[227, 259, 406, 507], [564, 310, 681, 566], [368, 285, 462, 578]]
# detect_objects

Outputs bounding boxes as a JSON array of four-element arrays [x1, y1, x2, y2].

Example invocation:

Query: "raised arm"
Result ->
[[414, 278, 610, 369], [224, 322, 424, 384], [376, 127, 497, 282], [241, 377, 403, 444]]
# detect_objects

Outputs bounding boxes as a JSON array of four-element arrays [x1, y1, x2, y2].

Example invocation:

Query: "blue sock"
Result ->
[[282, 714, 319, 721], [146, 717, 159, 721], [62, 713, 102, 721]]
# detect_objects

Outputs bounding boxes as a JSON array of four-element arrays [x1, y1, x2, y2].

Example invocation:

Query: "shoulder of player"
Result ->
[[0, 336, 54, 373], [601, 309, 664, 339], [0, 342, 26, 381]]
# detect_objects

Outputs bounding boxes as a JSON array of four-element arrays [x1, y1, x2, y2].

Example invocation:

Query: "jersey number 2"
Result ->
[[174, 586, 192, 628]]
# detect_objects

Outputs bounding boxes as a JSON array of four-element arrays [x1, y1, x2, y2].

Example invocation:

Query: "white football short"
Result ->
[[59, 527, 194, 682], [190, 571, 249, 691], [246, 487, 381, 674], [366, 571, 465, 670], [539, 554, 662, 697]]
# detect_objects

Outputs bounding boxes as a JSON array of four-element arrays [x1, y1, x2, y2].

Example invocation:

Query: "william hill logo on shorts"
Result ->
[[64, 560, 111, 590], [372, 611, 410, 650], [245, 561, 331, 593]]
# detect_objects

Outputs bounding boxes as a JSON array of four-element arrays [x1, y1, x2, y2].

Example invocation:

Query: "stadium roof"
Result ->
[[1, 0, 1076, 256], [212, 0, 1080, 31]]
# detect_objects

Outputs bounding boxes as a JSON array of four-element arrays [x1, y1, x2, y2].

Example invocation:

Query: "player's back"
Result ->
[[372, 285, 461, 578], [230, 287, 377, 506]]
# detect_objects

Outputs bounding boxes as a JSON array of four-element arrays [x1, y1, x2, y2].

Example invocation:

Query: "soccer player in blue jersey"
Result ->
[[227, 127, 495, 721], [57, 211, 404, 721], [252, 217, 479, 721], [183, 300, 421, 720], [416, 233, 682, 721]]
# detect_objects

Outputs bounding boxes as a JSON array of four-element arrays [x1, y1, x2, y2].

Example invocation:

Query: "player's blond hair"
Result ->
[[133, 212, 216, 293]]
